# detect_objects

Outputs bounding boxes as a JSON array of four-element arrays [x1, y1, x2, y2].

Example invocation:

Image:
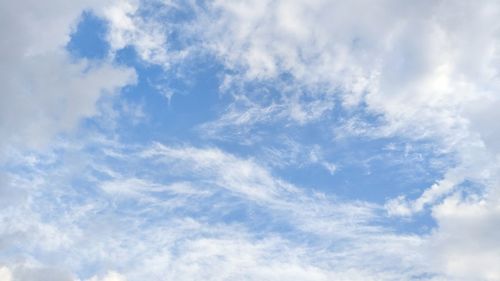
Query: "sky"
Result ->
[[1, 0, 500, 280]]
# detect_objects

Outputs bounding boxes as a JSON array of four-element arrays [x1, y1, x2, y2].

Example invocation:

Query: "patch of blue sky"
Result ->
[[67, 11, 110, 60]]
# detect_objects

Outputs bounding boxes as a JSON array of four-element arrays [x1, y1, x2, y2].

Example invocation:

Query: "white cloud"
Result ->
[[0, 0, 136, 150], [189, 0, 500, 156], [428, 194, 500, 281], [0, 266, 13, 281], [4, 1, 500, 280], [0, 265, 74, 281], [85, 271, 127, 281], [140, 143, 296, 203], [117, 1, 500, 279], [103, 1, 167, 63], [102, 0, 189, 67], [0, 140, 430, 280]]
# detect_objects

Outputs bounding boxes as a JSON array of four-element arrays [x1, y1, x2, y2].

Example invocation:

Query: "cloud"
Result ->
[[0, 265, 74, 281], [188, 3, 500, 280], [4, 1, 500, 280], [103, 1, 167, 64], [0, 0, 136, 150], [0, 266, 13, 281], [102, 0, 190, 67], [187, 0, 500, 162], [0, 139, 430, 280], [85, 271, 127, 281], [97, 1, 500, 279], [428, 194, 500, 280]]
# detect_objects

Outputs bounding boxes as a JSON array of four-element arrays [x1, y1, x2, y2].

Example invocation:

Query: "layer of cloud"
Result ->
[[0, 0, 136, 149], [0, 139, 431, 280], [97, 1, 500, 280], [3, 0, 500, 280]]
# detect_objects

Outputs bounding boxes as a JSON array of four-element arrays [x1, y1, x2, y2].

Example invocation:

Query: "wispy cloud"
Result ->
[[0, 138, 430, 280]]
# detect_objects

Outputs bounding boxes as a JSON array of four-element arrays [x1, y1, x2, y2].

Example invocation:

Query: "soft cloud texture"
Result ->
[[183, 2, 500, 279], [0, 139, 430, 280], [3, 0, 500, 280], [0, 0, 136, 149]]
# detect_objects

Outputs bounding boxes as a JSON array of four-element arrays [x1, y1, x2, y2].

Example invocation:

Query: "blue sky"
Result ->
[[2, 1, 500, 281]]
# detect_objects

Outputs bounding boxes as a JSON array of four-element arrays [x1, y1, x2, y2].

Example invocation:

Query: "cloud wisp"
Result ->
[[0, 139, 431, 280]]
